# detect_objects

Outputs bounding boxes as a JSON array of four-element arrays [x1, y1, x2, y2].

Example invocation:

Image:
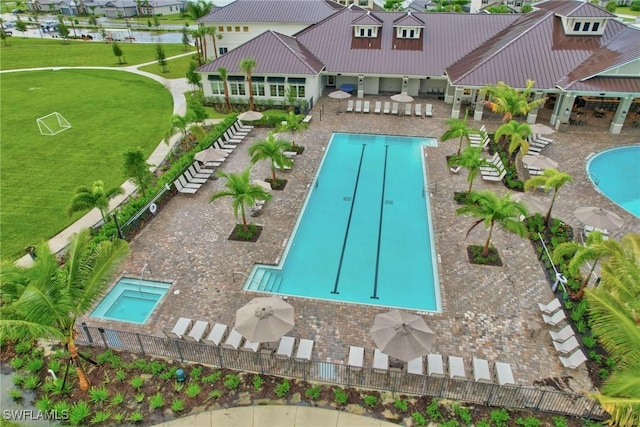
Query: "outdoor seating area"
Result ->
[[342, 98, 432, 118], [537, 299, 588, 369], [480, 152, 506, 182]]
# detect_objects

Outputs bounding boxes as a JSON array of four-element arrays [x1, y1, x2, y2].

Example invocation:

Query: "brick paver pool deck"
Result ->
[[80, 95, 640, 394]]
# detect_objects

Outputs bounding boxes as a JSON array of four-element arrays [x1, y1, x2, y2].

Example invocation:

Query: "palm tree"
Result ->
[[584, 234, 640, 426], [164, 111, 204, 145], [190, 27, 206, 65], [218, 67, 232, 112], [209, 168, 272, 233], [67, 180, 124, 224], [277, 111, 308, 148], [483, 79, 546, 122], [204, 25, 221, 59], [456, 190, 528, 257], [524, 168, 573, 226], [0, 229, 130, 392], [448, 147, 495, 194], [495, 120, 532, 164], [248, 133, 294, 183], [440, 110, 478, 155], [239, 57, 257, 110]]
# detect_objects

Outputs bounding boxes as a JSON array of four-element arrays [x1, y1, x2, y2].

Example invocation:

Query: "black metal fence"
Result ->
[[75, 325, 607, 420]]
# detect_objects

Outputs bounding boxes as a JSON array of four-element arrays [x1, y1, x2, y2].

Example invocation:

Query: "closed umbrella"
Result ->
[[238, 110, 263, 122], [370, 309, 434, 362], [522, 154, 558, 170], [574, 206, 623, 230], [194, 148, 228, 163], [329, 90, 351, 113], [530, 123, 555, 135], [235, 297, 294, 343]]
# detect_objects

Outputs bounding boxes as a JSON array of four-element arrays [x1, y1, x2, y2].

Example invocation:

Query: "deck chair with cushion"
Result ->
[[174, 178, 198, 194], [224, 130, 243, 144], [178, 175, 202, 190], [538, 298, 562, 314], [425, 103, 433, 117], [193, 161, 216, 175], [383, 102, 391, 114], [214, 138, 236, 151], [415, 103, 422, 117], [559, 349, 587, 369], [295, 339, 314, 361], [448, 356, 466, 379], [427, 354, 445, 377], [236, 120, 254, 131], [542, 309, 566, 326], [302, 115, 312, 124], [355, 100, 362, 113], [373, 349, 389, 372], [407, 357, 424, 375], [231, 122, 250, 137], [188, 165, 213, 180], [391, 102, 399, 115], [184, 169, 208, 185], [549, 324, 575, 343], [495, 362, 515, 385], [363, 101, 370, 113], [473, 357, 491, 383], [553, 336, 580, 354], [405, 103, 412, 116], [276, 336, 296, 358], [203, 323, 228, 346], [346, 100, 354, 112], [348, 346, 364, 370], [164, 317, 192, 339], [374, 101, 382, 113], [184, 320, 209, 342], [222, 328, 244, 349]]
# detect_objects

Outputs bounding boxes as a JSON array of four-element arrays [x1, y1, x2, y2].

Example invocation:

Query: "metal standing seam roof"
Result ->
[[535, 0, 617, 18], [198, 0, 343, 24], [294, 8, 519, 76], [196, 30, 325, 75]]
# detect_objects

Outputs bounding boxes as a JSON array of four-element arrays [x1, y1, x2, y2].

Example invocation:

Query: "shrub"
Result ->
[[363, 394, 378, 408], [126, 411, 143, 423], [9, 357, 24, 370], [110, 392, 124, 406], [68, 401, 91, 426], [26, 358, 44, 373], [149, 392, 164, 409], [516, 416, 541, 427], [185, 382, 201, 398], [207, 389, 222, 400], [173, 380, 185, 392], [253, 375, 264, 391], [190, 366, 203, 381], [9, 389, 22, 400], [90, 411, 112, 424], [202, 371, 222, 384], [441, 420, 460, 427], [599, 368, 610, 380], [394, 398, 408, 412], [11, 374, 23, 387], [490, 408, 510, 427], [171, 398, 185, 412], [53, 401, 71, 416], [129, 376, 145, 391], [148, 360, 167, 375], [15, 341, 33, 355], [453, 403, 472, 424], [112, 413, 125, 423], [89, 385, 109, 404], [22, 374, 40, 390], [135, 393, 145, 403], [51, 378, 73, 396], [582, 334, 596, 349], [412, 412, 427, 426], [426, 400, 443, 422], [35, 396, 52, 412], [274, 379, 291, 398], [224, 374, 241, 390], [334, 388, 348, 405], [305, 385, 321, 400], [115, 369, 126, 382]]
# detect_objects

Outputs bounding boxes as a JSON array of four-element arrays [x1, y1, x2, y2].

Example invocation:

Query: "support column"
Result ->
[[550, 93, 563, 125], [527, 91, 544, 124], [444, 83, 455, 104], [553, 93, 576, 130], [609, 96, 632, 134], [474, 89, 486, 121], [357, 74, 364, 99], [401, 76, 409, 95], [450, 87, 464, 119]]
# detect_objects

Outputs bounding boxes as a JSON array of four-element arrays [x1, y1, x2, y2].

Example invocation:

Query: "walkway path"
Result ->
[[5, 53, 197, 267]]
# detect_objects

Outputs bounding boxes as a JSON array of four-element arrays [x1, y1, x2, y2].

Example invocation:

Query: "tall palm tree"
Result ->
[[456, 190, 528, 257], [239, 57, 257, 110], [204, 25, 221, 59], [210, 168, 272, 233], [0, 229, 130, 392], [448, 147, 495, 194], [584, 234, 640, 426], [524, 168, 573, 226], [164, 111, 204, 145], [67, 180, 124, 224], [277, 111, 308, 147], [483, 79, 546, 122], [218, 67, 232, 112], [248, 133, 294, 183], [495, 120, 532, 163], [440, 110, 478, 155], [190, 27, 206, 65]]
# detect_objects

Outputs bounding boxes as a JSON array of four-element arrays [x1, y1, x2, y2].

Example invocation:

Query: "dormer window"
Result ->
[[396, 26, 421, 39], [354, 25, 378, 38], [562, 16, 608, 36]]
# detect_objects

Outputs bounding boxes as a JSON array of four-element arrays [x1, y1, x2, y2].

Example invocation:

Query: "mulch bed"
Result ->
[[265, 178, 287, 191], [466, 245, 503, 266], [227, 224, 263, 242]]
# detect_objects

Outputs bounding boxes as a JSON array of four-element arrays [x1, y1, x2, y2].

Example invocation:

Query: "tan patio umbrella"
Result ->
[[328, 89, 351, 113], [194, 148, 228, 163], [238, 110, 263, 122], [522, 154, 558, 170], [390, 93, 414, 116], [251, 179, 272, 192], [529, 123, 555, 135], [370, 309, 434, 362], [574, 206, 624, 230], [235, 297, 294, 343], [512, 192, 547, 214]]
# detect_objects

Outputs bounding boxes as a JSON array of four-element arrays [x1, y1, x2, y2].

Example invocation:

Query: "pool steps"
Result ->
[[247, 269, 282, 293]]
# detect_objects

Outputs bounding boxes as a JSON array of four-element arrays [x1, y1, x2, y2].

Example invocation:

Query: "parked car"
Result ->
[[11, 8, 24, 14]]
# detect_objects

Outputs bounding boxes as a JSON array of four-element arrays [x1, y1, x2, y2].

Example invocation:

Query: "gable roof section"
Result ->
[[351, 11, 383, 26], [197, 30, 324, 75], [199, 0, 343, 24], [446, 3, 638, 90], [393, 11, 425, 27], [295, 8, 518, 76], [536, 0, 616, 18]]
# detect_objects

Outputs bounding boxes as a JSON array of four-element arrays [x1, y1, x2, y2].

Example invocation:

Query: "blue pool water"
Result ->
[[245, 133, 441, 312], [587, 146, 640, 218], [90, 277, 171, 324]]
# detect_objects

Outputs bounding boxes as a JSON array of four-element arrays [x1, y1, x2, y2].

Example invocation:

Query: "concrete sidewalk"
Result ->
[[154, 406, 399, 427]]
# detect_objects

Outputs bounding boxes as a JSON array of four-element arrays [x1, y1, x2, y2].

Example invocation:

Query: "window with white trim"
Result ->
[[229, 82, 246, 96], [396, 26, 421, 39], [252, 81, 265, 97], [210, 81, 224, 95], [289, 84, 305, 98], [270, 83, 286, 97]]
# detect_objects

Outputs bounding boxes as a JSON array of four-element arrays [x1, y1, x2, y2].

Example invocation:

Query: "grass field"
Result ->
[[0, 70, 173, 260], [138, 51, 198, 79], [0, 38, 193, 70]]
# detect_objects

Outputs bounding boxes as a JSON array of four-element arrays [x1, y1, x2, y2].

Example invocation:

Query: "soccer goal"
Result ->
[[37, 112, 71, 136]]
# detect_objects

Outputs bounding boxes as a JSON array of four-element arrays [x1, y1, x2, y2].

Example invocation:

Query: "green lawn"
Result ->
[[0, 70, 173, 260], [138, 51, 198, 79], [0, 38, 193, 70], [616, 6, 640, 17]]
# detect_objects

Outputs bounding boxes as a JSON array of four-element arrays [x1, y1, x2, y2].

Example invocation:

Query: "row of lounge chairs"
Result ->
[[347, 346, 516, 385], [346, 100, 433, 117], [163, 317, 314, 360], [524, 134, 554, 175], [480, 152, 506, 182], [469, 125, 490, 150], [174, 162, 215, 194], [537, 299, 588, 369]]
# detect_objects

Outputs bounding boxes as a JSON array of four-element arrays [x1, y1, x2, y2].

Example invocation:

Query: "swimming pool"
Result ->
[[245, 133, 441, 312], [587, 146, 640, 218], [90, 277, 171, 324]]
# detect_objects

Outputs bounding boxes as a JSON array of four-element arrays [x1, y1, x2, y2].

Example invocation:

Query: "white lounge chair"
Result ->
[[405, 103, 412, 116], [174, 178, 198, 194], [407, 357, 424, 375], [559, 349, 587, 369], [184, 320, 209, 342], [295, 339, 314, 361], [241, 339, 260, 352], [276, 336, 296, 358], [425, 103, 433, 117], [391, 102, 399, 115], [553, 336, 580, 354], [214, 138, 236, 151], [346, 100, 354, 112], [383, 101, 391, 114], [193, 161, 216, 175], [481, 170, 506, 182], [448, 356, 466, 379], [178, 175, 202, 190], [224, 130, 243, 144], [184, 169, 208, 185], [236, 119, 254, 131], [473, 357, 491, 383], [374, 101, 382, 114], [542, 309, 566, 326], [495, 362, 515, 385], [363, 101, 370, 113], [164, 317, 192, 339], [203, 323, 228, 346], [222, 328, 243, 350], [373, 349, 389, 372], [427, 354, 445, 377], [348, 346, 364, 370], [302, 115, 312, 124], [414, 103, 422, 117], [355, 100, 362, 113], [538, 298, 562, 314], [549, 325, 575, 343], [231, 122, 250, 137], [189, 165, 213, 180], [534, 134, 553, 145]]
